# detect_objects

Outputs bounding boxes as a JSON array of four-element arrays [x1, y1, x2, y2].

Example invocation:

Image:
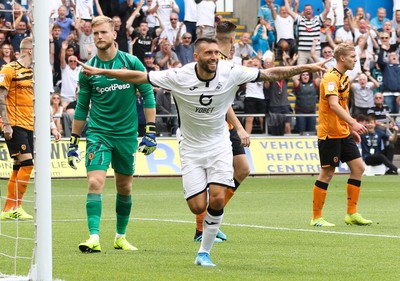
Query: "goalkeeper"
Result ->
[[68, 16, 156, 253]]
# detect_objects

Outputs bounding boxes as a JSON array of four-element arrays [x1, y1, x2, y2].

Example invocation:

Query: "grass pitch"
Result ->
[[1, 175, 400, 280]]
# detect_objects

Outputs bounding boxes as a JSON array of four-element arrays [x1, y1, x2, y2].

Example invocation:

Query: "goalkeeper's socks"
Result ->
[[198, 207, 223, 254], [312, 181, 328, 220], [116, 193, 132, 235], [87, 193, 102, 235], [346, 179, 361, 215]]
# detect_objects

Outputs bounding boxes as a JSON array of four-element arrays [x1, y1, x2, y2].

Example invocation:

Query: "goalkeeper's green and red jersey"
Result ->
[[75, 50, 155, 137]]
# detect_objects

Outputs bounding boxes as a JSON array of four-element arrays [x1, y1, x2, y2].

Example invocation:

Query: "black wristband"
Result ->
[[145, 122, 156, 134], [70, 133, 80, 145]]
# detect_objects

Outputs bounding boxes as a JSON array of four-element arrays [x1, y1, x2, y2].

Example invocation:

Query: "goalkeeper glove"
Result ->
[[68, 134, 81, 169], [138, 122, 157, 155]]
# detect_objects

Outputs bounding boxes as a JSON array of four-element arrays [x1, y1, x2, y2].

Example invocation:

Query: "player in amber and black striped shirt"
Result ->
[[0, 38, 60, 221], [310, 43, 373, 227]]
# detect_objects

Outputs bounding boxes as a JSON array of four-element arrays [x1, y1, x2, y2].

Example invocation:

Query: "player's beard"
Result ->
[[198, 58, 218, 74], [95, 40, 113, 51]]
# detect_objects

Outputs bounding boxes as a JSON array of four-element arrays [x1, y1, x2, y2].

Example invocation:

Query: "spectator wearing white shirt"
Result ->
[[233, 32, 256, 58], [161, 12, 186, 45], [149, 0, 180, 31], [60, 41, 81, 106], [183, 0, 197, 42], [335, 15, 354, 43], [271, 4, 296, 57], [196, 0, 217, 39]]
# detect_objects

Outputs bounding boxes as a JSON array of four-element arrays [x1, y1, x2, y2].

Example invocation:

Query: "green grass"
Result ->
[[1, 175, 400, 280]]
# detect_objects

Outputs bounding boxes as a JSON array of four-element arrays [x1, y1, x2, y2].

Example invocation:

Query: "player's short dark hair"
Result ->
[[216, 21, 237, 34], [194, 37, 218, 51]]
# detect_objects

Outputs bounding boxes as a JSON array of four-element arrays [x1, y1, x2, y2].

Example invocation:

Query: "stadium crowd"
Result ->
[[0, 0, 399, 142]]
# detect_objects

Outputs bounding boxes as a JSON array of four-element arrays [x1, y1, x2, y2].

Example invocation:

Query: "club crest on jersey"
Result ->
[[333, 156, 339, 163], [88, 152, 94, 160], [327, 82, 335, 92], [21, 144, 26, 151]]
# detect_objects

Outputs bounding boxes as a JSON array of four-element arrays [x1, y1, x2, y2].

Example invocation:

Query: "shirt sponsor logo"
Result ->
[[95, 83, 131, 94], [327, 82, 335, 92]]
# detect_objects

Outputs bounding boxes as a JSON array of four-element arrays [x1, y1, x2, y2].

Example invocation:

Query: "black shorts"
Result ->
[[230, 129, 245, 156], [318, 135, 361, 168], [244, 97, 266, 114], [5, 126, 34, 159]]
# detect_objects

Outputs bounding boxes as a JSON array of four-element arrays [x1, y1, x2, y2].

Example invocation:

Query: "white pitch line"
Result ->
[[52, 217, 400, 239]]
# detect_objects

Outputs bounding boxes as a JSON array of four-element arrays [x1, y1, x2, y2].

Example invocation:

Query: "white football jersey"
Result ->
[[149, 60, 259, 149]]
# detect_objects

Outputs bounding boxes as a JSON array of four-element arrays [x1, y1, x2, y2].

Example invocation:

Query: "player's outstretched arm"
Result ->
[[258, 58, 332, 82], [78, 60, 149, 84]]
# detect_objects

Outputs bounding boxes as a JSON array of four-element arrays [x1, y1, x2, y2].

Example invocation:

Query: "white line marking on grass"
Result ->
[[55, 217, 400, 239]]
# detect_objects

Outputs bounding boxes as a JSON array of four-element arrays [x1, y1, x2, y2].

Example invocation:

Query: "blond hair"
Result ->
[[333, 43, 355, 60], [91, 16, 114, 30]]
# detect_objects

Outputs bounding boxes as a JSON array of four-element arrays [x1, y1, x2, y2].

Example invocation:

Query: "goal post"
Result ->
[[30, 0, 53, 280]]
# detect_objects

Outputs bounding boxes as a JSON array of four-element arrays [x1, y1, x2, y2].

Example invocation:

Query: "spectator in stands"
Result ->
[[143, 51, 160, 72], [271, 4, 296, 59], [50, 24, 63, 86], [112, 15, 129, 52], [257, 0, 278, 29], [75, 20, 96, 62], [242, 57, 266, 134], [55, 5, 75, 41], [377, 47, 400, 114], [183, 0, 197, 42], [392, 9, 400, 30], [195, 0, 217, 39], [149, 0, 179, 31], [155, 89, 175, 135], [155, 38, 179, 70], [367, 92, 397, 133], [75, 0, 94, 20], [161, 12, 186, 45], [234, 32, 256, 58], [0, 43, 16, 69], [320, 15, 336, 50], [97, 0, 119, 18], [264, 53, 292, 134], [60, 40, 81, 107], [142, 0, 161, 34], [62, 83, 82, 138], [285, 0, 330, 65], [310, 39, 336, 69], [370, 7, 390, 32], [131, 20, 162, 64], [119, 0, 145, 30], [9, 21, 31, 53], [50, 92, 64, 135], [335, 15, 354, 43], [251, 18, 275, 58], [352, 6, 368, 27], [354, 18, 377, 53], [361, 115, 399, 175], [174, 32, 194, 66], [381, 21, 397, 45], [350, 72, 380, 117], [0, 31, 7, 45], [292, 71, 320, 135]]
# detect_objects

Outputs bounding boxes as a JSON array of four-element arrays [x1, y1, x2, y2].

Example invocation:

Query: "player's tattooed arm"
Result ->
[[0, 87, 10, 125], [257, 58, 331, 82]]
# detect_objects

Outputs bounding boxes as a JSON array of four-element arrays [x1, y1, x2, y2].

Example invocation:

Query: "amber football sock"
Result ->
[[312, 180, 328, 220], [347, 179, 361, 215]]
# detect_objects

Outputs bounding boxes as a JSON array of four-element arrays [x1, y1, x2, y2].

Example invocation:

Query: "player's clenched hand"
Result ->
[[138, 122, 157, 155], [68, 134, 81, 169]]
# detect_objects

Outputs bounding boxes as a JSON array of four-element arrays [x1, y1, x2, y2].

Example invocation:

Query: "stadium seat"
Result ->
[[363, 164, 386, 176]]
